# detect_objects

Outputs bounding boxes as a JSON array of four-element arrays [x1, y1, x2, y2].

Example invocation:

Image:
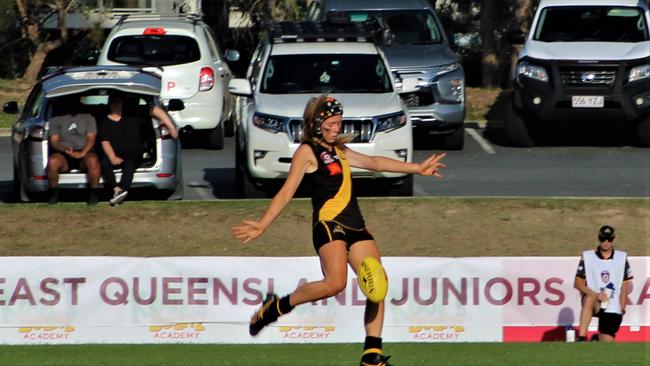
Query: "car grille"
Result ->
[[288, 119, 374, 143], [560, 67, 617, 86], [400, 90, 435, 107]]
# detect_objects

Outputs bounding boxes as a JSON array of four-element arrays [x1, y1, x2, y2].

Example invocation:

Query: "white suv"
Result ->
[[97, 14, 239, 149], [228, 19, 413, 197]]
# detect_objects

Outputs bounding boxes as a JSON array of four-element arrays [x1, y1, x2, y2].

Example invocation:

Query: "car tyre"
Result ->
[[506, 98, 535, 147], [442, 125, 465, 150], [224, 118, 235, 138], [235, 144, 264, 198], [207, 123, 224, 150], [387, 175, 414, 197], [637, 116, 650, 147]]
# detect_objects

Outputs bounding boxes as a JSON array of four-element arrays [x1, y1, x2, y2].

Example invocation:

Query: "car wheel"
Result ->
[[387, 175, 414, 197], [441, 125, 465, 150], [506, 98, 534, 147], [224, 118, 235, 138], [235, 144, 264, 198], [637, 116, 650, 147], [207, 123, 224, 150]]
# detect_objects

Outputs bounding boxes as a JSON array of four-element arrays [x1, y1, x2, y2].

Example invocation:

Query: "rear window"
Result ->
[[107, 35, 201, 66], [345, 10, 443, 45], [261, 54, 392, 94], [534, 6, 649, 42]]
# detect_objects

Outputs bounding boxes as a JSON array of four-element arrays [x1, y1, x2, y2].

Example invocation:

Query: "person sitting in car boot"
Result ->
[[47, 96, 101, 205], [99, 92, 178, 206]]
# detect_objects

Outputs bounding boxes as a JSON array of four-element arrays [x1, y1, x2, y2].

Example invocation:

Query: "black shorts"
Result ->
[[312, 221, 374, 253], [49, 152, 83, 171], [596, 309, 623, 337]]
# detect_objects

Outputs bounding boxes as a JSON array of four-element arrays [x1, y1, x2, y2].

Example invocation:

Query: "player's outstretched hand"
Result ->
[[232, 220, 265, 244], [418, 152, 446, 178]]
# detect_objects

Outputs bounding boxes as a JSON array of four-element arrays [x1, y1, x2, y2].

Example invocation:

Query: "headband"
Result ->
[[314, 97, 343, 125]]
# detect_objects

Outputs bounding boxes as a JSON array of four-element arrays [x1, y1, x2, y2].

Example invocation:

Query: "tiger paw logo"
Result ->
[[333, 225, 345, 235], [149, 323, 205, 340], [19, 326, 75, 341], [409, 325, 464, 341], [280, 326, 335, 340]]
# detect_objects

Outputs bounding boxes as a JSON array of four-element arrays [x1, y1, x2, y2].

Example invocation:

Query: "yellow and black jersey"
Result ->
[[304, 142, 365, 230]]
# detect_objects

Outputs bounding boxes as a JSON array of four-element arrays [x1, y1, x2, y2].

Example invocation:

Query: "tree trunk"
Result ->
[[17, 0, 71, 82], [480, 0, 499, 88], [509, 0, 535, 86], [23, 39, 63, 82]]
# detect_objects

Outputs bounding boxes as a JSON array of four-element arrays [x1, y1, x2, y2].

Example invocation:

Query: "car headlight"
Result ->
[[375, 112, 407, 133], [436, 63, 460, 76], [437, 77, 465, 103], [252, 113, 287, 133], [629, 64, 650, 82], [517, 61, 549, 83]]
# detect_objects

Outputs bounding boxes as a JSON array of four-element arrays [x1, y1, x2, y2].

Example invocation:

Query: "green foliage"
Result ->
[[0, 0, 29, 78]]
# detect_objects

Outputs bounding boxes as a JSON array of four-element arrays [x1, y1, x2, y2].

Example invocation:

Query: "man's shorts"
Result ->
[[596, 309, 623, 337], [50, 151, 94, 172], [312, 221, 374, 253]]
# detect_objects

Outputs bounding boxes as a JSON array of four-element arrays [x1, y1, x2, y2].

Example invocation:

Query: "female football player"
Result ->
[[232, 95, 446, 366]]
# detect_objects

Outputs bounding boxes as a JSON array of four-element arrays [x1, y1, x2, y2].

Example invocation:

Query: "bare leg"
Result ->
[[46, 153, 69, 188], [578, 294, 599, 337], [82, 153, 101, 188], [289, 240, 348, 306], [599, 333, 615, 342], [347, 240, 385, 338]]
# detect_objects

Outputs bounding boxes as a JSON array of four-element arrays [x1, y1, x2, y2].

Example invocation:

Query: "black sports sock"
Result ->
[[278, 295, 294, 315], [364, 336, 382, 351]]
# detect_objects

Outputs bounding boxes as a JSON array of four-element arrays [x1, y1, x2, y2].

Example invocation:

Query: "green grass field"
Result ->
[[0, 343, 647, 365]]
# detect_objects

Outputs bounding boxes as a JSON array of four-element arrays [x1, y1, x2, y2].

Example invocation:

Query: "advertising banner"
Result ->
[[0, 256, 647, 344]]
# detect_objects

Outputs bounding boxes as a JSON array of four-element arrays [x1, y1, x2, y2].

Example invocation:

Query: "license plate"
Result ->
[[571, 96, 604, 108]]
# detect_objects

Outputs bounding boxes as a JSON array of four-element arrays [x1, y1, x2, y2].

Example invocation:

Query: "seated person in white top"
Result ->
[[573, 225, 633, 342]]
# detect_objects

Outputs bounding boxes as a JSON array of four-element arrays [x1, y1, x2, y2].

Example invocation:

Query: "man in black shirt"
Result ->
[[99, 93, 178, 206]]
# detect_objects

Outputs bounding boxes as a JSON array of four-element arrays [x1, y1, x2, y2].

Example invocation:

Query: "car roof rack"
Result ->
[[113, 13, 203, 29], [265, 13, 390, 45]]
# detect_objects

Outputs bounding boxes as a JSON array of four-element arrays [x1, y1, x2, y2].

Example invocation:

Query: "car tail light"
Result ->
[[199, 67, 214, 91], [156, 173, 173, 178], [32, 175, 47, 180], [143, 28, 166, 36], [27, 125, 44, 140]]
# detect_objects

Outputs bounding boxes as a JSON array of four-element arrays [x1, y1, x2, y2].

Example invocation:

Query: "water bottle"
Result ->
[[565, 325, 575, 342]]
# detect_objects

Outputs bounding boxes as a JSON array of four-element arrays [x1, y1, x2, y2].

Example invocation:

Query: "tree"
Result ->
[[479, 0, 498, 87], [15, 0, 75, 82]]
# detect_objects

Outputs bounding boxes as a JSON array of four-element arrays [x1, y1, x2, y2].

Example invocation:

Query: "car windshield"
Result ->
[[107, 35, 201, 66], [260, 54, 392, 94], [346, 10, 443, 45], [534, 6, 649, 42]]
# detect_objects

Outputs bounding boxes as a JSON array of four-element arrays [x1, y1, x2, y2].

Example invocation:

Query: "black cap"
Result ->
[[598, 225, 615, 242]]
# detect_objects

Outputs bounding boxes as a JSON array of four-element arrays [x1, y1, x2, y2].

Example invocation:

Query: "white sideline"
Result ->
[[467, 128, 496, 154]]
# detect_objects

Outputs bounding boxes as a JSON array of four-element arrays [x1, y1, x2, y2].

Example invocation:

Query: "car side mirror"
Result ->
[[167, 99, 185, 111], [3, 101, 19, 114], [506, 29, 526, 45], [228, 78, 253, 97], [225, 49, 240, 63]]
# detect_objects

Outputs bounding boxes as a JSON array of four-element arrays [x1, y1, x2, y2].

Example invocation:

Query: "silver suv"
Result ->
[[307, 0, 466, 150], [228, 19, 413, 197], [97, 14, 239, 149], [3, 66, 183, 202]]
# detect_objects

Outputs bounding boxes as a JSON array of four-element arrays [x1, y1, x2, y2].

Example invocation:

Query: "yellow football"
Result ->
[[357, 257, 388, 303]]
